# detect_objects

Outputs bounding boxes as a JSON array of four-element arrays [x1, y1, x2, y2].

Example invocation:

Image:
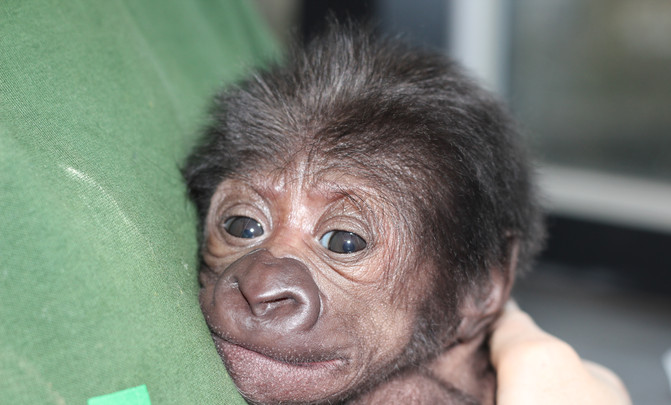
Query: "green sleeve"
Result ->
[[0, 1, 277, 403]]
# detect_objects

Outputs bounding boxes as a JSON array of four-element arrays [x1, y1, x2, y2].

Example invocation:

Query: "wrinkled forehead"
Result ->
[[232, 144, 423, 194], [221, 158, 415, 228], [225, 160, 384, 209]]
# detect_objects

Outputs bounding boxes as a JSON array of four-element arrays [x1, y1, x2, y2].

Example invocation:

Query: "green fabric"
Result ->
[[0, 1, 277, 403]]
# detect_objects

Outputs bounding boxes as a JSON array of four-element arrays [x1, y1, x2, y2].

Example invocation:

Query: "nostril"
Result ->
[[262, 296, 297, 306], [251, 295, 299, 317]]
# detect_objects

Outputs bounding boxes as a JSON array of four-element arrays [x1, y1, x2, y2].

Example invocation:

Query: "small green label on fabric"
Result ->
[[88, 385, 151, 405]]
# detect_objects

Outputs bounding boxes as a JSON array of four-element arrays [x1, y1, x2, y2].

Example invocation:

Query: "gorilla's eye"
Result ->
[[320, 231, 367, 254], [223, 216, 264, 239]]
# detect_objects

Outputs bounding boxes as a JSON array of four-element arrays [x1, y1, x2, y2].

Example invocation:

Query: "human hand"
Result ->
[[490, 301, 631, 405]]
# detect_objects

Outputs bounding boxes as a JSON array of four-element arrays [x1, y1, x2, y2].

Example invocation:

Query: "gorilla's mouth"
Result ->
[[210, 334, 356, 402], [210, 333, 348, 368]]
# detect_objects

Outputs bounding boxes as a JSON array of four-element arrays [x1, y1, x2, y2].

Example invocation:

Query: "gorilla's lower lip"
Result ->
[[211, 334, 354, 402], [211, 334, 347, 368]]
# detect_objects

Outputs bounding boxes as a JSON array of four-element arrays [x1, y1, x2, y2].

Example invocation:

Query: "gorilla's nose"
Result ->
[[217, 250, 321, 336]]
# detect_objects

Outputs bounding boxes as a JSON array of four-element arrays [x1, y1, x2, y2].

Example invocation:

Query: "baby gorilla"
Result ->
[[184, 23, 543, 404]]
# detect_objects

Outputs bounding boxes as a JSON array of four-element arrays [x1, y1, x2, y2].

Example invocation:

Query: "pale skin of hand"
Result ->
[[490, 301, 632, 405]]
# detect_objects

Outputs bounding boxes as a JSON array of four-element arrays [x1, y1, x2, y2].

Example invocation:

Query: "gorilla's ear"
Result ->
[[456, 238, 519, 341]]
